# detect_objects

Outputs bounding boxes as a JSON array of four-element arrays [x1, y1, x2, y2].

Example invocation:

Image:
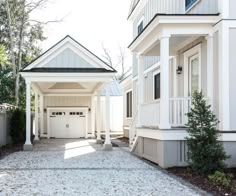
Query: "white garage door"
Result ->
[[49, 108, 87, 138]]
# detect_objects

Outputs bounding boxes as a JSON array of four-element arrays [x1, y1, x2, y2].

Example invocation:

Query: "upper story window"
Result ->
[[138, 21, 143, 35], [137, 16, 144, 35], [185, 0, 198, 10]]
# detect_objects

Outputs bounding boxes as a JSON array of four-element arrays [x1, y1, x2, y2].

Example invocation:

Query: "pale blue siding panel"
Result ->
[[40, 48, 96, 68], [187, 0, 218, 14]]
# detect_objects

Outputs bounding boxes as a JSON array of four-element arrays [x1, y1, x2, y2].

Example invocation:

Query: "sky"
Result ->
[[31, 0, 132, 73]]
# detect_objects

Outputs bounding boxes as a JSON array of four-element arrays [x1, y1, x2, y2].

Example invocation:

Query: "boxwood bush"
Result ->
[[9, 109, 26, 144]]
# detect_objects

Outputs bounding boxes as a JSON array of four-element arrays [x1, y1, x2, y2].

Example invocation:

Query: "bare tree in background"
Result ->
[[101, 44, 131, 80], [101, 44, 113, 68]]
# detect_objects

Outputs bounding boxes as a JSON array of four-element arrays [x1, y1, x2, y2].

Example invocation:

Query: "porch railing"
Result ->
[[169, 97, 192, 127], [140, 101, 160, 127], [169, 97, 210, 127]]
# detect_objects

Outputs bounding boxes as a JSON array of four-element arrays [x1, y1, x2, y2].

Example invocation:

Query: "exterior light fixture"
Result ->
[[176, 66, 183, 74]]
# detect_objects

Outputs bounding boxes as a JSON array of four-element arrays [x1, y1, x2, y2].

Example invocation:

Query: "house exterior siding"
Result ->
[[127, 0, 236, 168], [186, 0, 218, 14], [229, 28, 236, 130], [229, 0, 236, 19]]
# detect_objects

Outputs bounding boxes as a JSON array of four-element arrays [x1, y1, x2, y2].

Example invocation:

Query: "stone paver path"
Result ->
[[0, 139, 204, 196]]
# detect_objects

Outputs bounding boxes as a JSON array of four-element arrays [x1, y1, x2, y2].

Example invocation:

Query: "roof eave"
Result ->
[[128, 13, 220, 50]]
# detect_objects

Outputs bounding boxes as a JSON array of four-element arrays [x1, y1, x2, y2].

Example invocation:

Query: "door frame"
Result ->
[[183, 44, 202, 97], [47, 107, 88, 139]]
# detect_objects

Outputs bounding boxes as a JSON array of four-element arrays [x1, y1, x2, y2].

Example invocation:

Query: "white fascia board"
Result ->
[[137, 128, 236, 141], [20, 73, 115, 82], [128, 0, 148, 21], [129, 15, 219, 53]]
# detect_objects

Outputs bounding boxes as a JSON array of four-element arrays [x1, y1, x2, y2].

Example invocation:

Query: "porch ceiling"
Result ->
[[33, 81, 104, 95], [145, 35, 200, 56]]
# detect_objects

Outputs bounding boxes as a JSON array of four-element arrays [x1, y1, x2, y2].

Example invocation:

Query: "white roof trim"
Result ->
[[24, 36, 114, 71], [129, 15, 219, 52]]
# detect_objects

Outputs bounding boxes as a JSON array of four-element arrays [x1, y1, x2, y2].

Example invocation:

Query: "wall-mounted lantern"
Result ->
[[176, 66, 183, 74]]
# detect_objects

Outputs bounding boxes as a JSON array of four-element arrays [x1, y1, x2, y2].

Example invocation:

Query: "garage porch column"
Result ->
[[96, 92, 102, 144], [103, 84, 112, 151], [40, 95, 44, 137], [24, 81, 33, 151], [34, 92, 39, 141]]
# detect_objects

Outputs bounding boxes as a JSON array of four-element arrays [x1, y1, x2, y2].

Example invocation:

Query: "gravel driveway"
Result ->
[[0, 139, 204, 196]]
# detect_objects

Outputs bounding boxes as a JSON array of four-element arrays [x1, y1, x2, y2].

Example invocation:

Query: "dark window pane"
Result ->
[[130, 91, 132, 118], [185, 0, 197, 10], [138, 21, 143, 35], [126, 91, 133, 118], [154, 73, 160, 100]]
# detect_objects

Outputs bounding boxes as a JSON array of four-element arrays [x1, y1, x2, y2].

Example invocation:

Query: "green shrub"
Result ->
[[208, 171, 232, 188], [186, 91, 229, 175], [9, 109, 26, 144]]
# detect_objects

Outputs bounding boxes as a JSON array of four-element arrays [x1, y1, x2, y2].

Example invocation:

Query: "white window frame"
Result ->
[[183, 44, 202, 97], [137, 15, 144, 35], [153, 69, 161, 101], [125, 89, 133, 119]]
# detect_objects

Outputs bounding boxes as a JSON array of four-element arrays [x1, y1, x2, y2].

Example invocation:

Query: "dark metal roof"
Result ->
[[100, 80, 122, 96], [128, 13, 220, 48], [22, 35, 116, 73], [21, 67, 116, 73]]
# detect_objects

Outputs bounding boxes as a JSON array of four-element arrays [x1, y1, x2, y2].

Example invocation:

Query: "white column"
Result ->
[[40, 95, 44, 136], [159, 36, 171, 129], [24, 81, 32, 150], [96, 92, 102, 142], [34, 92, 39, 141], [206, 34, 214, 107], [91, 95, 95, 138], [219, 0, 229, 19], [137, 54, 144, 127], [103, 84, 112, 150], [218, 24, 230, 131]]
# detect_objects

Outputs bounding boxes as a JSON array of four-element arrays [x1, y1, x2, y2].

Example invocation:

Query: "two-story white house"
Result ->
[[127, 0, 236, 168]]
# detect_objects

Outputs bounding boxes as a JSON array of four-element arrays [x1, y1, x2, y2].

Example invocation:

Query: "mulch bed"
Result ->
[[0, 144, 23, 159], [167, 167, 236, 196]]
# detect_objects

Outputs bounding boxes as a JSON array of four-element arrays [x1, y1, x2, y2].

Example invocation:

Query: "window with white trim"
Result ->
[[153, 72, 160, 100], [185, 0, 198, 10], [137, 16, 144, 35], [126, 90, 132, 118]]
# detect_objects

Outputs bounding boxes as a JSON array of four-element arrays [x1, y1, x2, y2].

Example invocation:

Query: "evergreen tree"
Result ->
[[186, 91, 229, 175]]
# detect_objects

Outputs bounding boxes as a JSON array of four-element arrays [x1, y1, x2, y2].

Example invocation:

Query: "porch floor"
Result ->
[[0, 139, 203, 195]]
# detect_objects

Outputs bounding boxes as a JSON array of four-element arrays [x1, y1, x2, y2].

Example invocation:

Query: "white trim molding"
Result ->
[[183, 44, 202, 97]]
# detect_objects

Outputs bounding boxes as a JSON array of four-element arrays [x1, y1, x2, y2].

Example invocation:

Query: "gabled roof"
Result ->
[[23, 35, 116, 73]]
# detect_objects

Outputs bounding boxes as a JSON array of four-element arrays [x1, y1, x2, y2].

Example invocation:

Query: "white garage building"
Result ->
[[20, 35, 117, 151]]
